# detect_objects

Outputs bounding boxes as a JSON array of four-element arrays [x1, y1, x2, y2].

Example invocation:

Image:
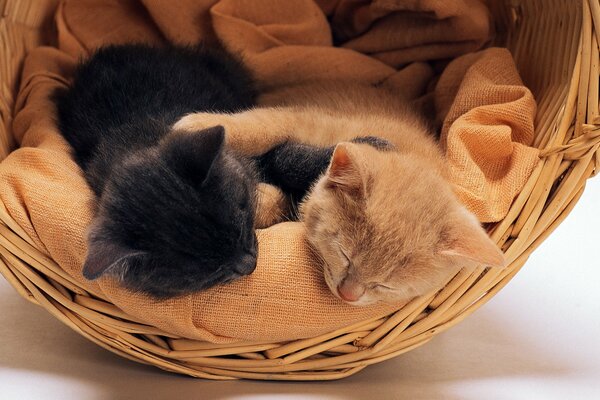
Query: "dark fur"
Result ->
[[257, 136, 394, 201], [54, 44, 259, 298], [257, 143, 334, 200]]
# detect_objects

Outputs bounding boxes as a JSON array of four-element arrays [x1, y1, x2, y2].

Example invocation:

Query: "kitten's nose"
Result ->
[[235, 252, 257, 276], [337, 279, 365, 302]]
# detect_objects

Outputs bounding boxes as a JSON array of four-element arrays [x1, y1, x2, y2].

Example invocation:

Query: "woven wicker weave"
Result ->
[[0, 0, 598, 381]]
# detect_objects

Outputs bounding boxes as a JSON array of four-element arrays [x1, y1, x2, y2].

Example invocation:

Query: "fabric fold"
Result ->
[[436, 48, 539, 222]]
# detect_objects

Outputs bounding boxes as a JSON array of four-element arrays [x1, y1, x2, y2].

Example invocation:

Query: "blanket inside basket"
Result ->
[[0, 0, 539, 343]]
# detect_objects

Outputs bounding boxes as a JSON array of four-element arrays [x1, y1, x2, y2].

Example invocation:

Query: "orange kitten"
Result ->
[[174, 82, 505, 305]]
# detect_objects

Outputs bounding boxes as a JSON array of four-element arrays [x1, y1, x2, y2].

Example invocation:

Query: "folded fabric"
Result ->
[[318, 0, 492, 67], [0, 0, 537, 342], [435, 48, 539, 223]]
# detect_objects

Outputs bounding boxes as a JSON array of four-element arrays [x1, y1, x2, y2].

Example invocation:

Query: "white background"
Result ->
[[1, 178, 598, 400]]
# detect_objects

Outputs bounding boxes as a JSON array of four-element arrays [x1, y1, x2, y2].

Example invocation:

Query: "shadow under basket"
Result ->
[[0, 0, 599, 381]]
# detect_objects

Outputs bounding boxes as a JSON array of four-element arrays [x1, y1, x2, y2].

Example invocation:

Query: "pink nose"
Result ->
[[337, 280, 365, 302]]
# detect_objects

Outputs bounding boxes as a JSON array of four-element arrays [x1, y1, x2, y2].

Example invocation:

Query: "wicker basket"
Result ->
[[0, 0, 598, 381]]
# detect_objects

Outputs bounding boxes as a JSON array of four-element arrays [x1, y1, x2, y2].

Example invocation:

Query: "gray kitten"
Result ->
[[53, 44, 259, 298]]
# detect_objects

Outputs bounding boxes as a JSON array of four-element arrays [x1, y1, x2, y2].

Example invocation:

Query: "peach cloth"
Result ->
[[0, 0, 537, 343], [436, 48, 539, 222]]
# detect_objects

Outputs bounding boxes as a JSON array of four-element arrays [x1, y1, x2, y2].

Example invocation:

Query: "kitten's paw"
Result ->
[[174, 110, 290, 156], [255, 183, 291, 228], [173, 112, 223, 133], [174, 112, 258, 155]]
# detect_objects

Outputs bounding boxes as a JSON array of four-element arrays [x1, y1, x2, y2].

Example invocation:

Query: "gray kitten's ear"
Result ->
[[326, 143, 365, 194], [162, 125, 225, 184], [83, 229, 144, 280]]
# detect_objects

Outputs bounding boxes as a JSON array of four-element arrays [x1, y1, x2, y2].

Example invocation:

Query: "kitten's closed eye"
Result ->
[[373, 284, 396, 291]]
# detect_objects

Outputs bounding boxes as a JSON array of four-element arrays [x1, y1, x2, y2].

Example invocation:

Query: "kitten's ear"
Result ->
[[162, 126, 225, 184], [326, 143, 364, 193], [439, 209, 505, 268], [83, 226, 145, 279]]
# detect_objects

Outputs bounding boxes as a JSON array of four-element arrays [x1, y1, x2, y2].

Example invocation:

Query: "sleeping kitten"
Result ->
[[174, 82, 506, 305], [53, 44, 260, 298]]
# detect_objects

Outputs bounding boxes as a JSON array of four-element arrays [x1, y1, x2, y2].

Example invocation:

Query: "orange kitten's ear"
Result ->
[[439, 210, 505, 268], [327, 143, 364, 193]]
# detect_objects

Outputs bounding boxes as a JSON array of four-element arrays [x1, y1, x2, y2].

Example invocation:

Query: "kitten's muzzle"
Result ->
[[234, 252, 257, 276], [337, 279, 365, 303]]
